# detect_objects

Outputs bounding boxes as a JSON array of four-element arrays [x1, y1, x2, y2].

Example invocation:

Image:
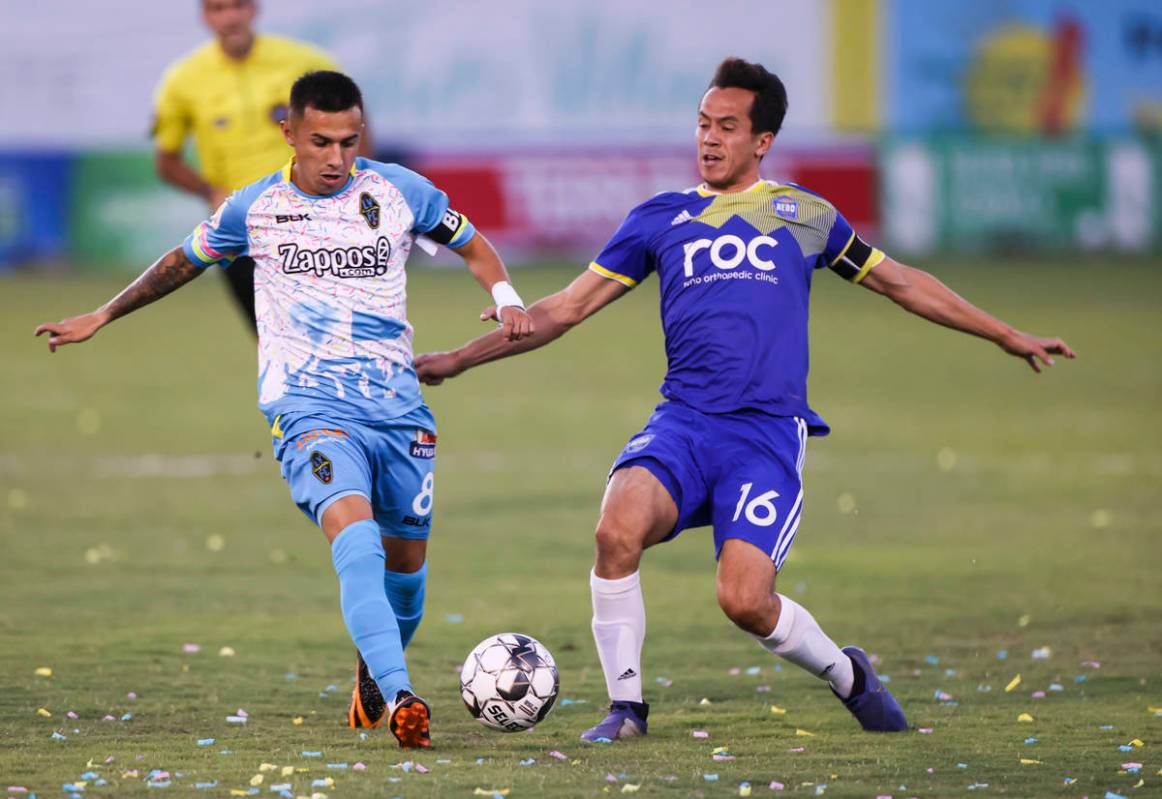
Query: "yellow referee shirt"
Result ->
[[153, 34, 339, 191]]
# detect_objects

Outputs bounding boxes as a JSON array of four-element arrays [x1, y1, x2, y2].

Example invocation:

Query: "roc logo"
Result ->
[[410, 430, 437, 459], [310, 451, 333, 484], [359, 192, 380, 229], [774, 198, 798, 220]]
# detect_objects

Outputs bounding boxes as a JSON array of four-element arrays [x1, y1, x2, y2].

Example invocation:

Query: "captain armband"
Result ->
[[828, 234, 886, 283], [425, 207, 472, 247]]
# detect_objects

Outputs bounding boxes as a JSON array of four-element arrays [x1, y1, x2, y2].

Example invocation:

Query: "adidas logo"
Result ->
[[671, 210, 693, 226], [617, 668, 638, 681]]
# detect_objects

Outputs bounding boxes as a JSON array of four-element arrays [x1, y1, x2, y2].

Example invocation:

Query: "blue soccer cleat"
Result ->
[[580, 700, 649, 742], [836, 646, 908, 732]]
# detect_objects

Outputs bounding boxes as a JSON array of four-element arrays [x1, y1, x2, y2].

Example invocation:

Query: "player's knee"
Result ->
[[593, 513, 645, 565], [716, 583, 771, 635]]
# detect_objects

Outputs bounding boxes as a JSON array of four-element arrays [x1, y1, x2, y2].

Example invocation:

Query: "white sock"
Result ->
[[754, 594, 855, 698], [590, 569, 646, 703]]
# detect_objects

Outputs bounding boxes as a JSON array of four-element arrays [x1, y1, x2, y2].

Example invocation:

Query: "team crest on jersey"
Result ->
[[625, 434, 654, 454], [774, 198, 798, 220], [310, 451, 333, 484], [409, 430, 437, 459], [359, 192, 381, 229]]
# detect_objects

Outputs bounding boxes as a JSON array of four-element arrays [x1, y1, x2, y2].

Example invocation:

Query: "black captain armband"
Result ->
[[827, 234, 885, 283], [425, 208, 470, 246]]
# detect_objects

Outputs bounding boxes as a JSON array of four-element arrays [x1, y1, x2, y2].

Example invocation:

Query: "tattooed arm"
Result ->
[[35, 247, 205, 352]]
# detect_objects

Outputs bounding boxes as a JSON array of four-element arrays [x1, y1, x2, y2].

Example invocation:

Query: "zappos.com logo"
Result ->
[[681, 235, 780, 288]]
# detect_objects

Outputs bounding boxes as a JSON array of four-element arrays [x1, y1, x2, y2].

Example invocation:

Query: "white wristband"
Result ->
[[490, 281, 525, 314]]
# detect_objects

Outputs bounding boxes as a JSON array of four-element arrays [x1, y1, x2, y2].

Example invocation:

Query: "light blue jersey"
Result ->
[[182, 157, 476, 427]]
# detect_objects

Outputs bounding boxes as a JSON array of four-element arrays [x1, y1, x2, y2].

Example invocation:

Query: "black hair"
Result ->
[[289, 71, 364, 116], [708, 57, 788, 137]]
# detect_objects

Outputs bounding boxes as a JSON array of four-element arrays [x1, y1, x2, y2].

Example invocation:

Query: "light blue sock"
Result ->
[[384, 561, 427, 649], [331, 520, 411, 699]]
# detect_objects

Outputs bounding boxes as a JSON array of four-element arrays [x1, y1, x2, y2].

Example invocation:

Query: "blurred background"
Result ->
[[2, 0, 1161, 271]]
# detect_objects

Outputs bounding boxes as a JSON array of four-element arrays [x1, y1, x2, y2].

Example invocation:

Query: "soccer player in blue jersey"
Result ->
[[36, 71, 533, 749], [416, 58, 1075, 740]]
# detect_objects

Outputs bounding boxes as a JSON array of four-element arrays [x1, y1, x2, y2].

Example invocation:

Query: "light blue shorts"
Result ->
[[274, 404, 437, 539]]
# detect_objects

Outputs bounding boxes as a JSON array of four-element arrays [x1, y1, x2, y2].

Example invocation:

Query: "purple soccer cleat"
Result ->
[[836, 646, 908, 732], [580, 700, 649, 742]]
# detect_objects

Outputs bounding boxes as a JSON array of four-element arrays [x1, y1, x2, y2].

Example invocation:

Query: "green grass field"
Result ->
[[2, 259, 1159, 798]]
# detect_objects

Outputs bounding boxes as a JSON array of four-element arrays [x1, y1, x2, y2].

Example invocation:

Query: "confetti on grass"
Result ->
[[35, 667, 52, 677], [182, 644, 201, 654], [1005, 675, 1022, 692]]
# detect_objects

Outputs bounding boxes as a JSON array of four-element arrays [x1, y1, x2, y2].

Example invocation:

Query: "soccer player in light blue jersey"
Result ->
[[417, 58, 1075, 740], [36, 71, 534, 749]]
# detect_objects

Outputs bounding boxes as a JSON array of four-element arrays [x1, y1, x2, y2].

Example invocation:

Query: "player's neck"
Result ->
[[219, 32, 256, 61], [699, 176, 764, 195]]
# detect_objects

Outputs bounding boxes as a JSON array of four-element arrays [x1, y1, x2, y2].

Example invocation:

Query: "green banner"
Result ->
[[880, 137, 1159, 254], [69, 151, 207, 270]]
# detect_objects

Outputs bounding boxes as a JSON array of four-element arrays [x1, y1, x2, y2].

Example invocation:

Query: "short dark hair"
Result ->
[[708, 58, 788, 137], [289, 71, 363, 116]]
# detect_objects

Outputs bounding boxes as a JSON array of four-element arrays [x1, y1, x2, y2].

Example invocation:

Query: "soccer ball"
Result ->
[[460, 632, 559, 732]]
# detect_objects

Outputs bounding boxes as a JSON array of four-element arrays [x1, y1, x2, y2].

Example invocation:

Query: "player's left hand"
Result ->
[[999, 330, 1076, 373], [481, 305, 535, 342]]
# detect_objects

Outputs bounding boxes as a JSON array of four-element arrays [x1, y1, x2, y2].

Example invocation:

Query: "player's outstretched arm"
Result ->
[[34, 246, 204, 352], [415, 269, 629, 385], [451, 233, 534, 342], [858, 257, 1076, 373]]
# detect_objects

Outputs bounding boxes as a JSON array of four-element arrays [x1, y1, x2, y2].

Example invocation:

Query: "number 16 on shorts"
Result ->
[[733, 482, 780, 526]]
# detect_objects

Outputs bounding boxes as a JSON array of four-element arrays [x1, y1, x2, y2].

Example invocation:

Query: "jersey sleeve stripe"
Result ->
[[189, 223, 226, 265], [851, 248, 885, 284], [588, 261, 638, 287], [828, 230, 857, 267]]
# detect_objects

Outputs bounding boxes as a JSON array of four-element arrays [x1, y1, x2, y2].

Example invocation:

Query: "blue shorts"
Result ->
[[274, 404, 437, 539], [610, 401, 809, 569]]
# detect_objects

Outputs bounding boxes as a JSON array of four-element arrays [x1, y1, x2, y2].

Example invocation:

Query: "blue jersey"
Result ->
[[182, 157, 476, 427], [588, 180, 884, 434]]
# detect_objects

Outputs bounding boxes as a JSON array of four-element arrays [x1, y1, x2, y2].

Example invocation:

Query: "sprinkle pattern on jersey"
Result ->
[[183, 157, 476, 425]]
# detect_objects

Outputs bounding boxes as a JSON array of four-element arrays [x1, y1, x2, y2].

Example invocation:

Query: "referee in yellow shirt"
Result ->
[[152, 0, 371, 332]]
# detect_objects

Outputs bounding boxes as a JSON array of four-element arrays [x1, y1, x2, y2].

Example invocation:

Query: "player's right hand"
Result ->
[[481, 304, 535, 342], [34, 311, 109, 352], [414, 351, 464, 386]]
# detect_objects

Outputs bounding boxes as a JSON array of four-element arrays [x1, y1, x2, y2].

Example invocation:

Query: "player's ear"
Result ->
[[755, 131, 774, 160], [280, 118, 294, 147]]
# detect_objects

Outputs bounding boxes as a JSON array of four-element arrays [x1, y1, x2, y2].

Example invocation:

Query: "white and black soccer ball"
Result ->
[[460, 632, 559, 732]]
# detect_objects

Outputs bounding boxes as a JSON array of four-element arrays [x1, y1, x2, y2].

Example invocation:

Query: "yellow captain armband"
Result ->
[[828, 234, 885, 283]]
